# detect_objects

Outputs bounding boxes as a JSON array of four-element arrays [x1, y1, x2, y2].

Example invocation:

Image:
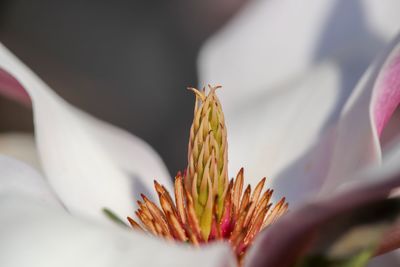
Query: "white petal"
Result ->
[[0, 132, 41, 171], [222, 62, 341, 205], [199, 0, 400, 113], [0, 43, 170, 221], [0, 196, 235, 267]]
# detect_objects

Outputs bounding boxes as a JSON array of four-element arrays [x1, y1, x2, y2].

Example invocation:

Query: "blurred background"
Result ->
[[0, 0, 246, 174]]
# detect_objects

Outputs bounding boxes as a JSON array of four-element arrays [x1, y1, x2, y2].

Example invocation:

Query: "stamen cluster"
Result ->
[[128, 86, 288, 261]]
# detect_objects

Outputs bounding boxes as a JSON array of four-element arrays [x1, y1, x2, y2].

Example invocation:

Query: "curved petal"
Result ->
[[0, 43, 170, 221], [0, 132, 41, 171]]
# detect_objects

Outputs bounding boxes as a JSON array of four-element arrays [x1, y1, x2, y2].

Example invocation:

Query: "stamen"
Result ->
[[128, 86, 288, 263]]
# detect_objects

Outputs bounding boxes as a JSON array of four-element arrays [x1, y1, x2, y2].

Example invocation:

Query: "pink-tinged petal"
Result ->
[[245, 168, 400, 267], [373, 48, 400, 136], [0, 43, 170, 222], [321, 32, 400, 193]]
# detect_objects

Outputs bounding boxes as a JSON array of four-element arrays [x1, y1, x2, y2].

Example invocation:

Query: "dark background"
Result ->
[[0, 0, 247, 173]]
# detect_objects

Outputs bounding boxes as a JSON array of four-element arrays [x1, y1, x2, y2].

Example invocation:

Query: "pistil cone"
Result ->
[[186, 85, 228, 239], [128, 86, 288, 261]]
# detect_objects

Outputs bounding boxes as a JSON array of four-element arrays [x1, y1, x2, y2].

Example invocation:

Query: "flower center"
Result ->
[[127, 86, 288, 262]]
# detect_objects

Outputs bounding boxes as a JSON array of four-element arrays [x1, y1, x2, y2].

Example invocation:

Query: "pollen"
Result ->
[[127, 85, 288, 262]]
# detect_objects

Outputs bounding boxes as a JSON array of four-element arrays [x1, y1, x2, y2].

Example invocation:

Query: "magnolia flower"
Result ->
[[0, 3, 400, 267]]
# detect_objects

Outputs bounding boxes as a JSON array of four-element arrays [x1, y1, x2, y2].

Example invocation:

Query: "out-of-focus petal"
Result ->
[[0, 132, 41, 171], [0, 43, 170, 221], [199, 0, 400, 113], [0, 196, 235, 267], [246, 34, 400, 264], [244, 164, 400, 267]]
